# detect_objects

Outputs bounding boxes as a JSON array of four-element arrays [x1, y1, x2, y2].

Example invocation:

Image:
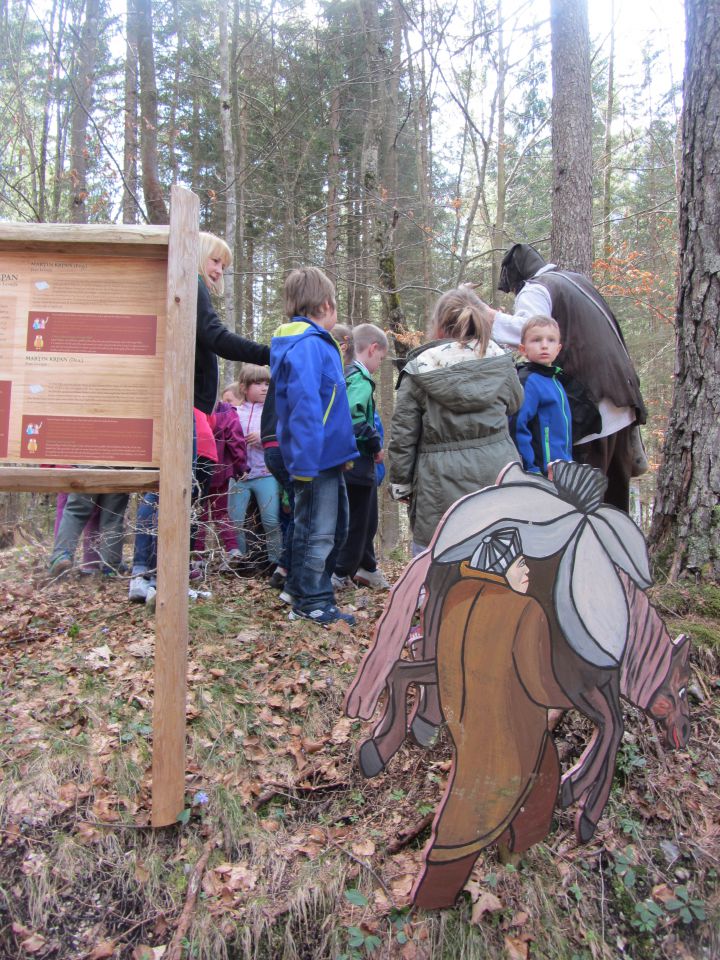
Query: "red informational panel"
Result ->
[[26, 312, 157, 355], [0, 252, 167, 467]]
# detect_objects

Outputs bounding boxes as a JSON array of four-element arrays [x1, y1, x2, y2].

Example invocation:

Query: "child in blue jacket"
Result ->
[[270, 267, 358, 625], [511, 316, 572, 475]]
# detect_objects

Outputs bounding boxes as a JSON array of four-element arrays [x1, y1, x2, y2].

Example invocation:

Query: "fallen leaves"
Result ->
[[470, 890, 504, 923]]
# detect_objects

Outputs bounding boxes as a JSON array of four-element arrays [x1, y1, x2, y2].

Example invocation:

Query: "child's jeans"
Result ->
[[131, 493, 159, 582], [334, 480, 376, 579], [263, 446, 294, 573], [51, 493, 129, 571], [228, 474, 282, 564], [55, 494, 102, 570], [194, 486, 240, 554], [290, 466, 349, 613]]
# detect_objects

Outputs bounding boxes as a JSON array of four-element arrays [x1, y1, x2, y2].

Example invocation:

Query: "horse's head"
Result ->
[[646, 635, 691, 750]]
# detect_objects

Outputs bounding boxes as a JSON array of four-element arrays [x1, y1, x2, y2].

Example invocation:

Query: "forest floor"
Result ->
[[0, 538, 718, 960]]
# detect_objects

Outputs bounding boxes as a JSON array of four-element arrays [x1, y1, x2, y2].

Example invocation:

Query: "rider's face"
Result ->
[[505, 555, 530, 594]]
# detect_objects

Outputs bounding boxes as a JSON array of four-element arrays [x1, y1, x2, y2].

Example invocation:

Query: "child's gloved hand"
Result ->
[[390, 483, 412, 502]]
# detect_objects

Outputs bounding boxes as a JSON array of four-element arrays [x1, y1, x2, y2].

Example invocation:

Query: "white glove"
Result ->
[[390, 483, 413, 501]]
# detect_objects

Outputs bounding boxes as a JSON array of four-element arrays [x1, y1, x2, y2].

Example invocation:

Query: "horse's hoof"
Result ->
[[359, 739, 385, 778], [410, 715, 440, 748], [559, 778, 575, 809], [575, 811, 596, 844]]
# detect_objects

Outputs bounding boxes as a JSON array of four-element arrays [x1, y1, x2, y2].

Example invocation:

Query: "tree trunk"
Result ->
[[69, 0, 100, 223], [219, 0, 237, 329], [401, 7, 432, 328], [134, 0, 168, 224], [233, 0, 249, 335], [490, 0, 507, 296], [122, 0, 139, 224], [167, 0, 183, 186], [38, 0, 63, 222], [602, 0, 615, 259], [648, 0, 720, 582], [325, 83, 341, 285], [550, 0, 593, 275]]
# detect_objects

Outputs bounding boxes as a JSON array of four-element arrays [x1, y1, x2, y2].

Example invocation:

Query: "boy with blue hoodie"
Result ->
[[270, 267, 358, 625], [511, 315, 572, 475]]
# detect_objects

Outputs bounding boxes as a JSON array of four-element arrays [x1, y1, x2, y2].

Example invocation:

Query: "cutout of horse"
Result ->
[[345, 462, 691, 910]]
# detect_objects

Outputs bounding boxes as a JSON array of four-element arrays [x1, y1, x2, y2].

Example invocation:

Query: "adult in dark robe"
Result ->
[[488, 243, 647, 511]]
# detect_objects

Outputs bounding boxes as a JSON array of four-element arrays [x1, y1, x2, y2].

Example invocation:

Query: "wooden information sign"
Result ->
[[0, 184, 200, 826]]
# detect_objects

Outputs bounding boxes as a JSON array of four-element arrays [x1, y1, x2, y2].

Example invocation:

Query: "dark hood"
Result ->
[[498, 243, 547, 293]]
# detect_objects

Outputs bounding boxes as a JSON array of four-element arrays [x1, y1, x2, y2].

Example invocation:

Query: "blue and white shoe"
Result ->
[[288, 605, 355, 626]]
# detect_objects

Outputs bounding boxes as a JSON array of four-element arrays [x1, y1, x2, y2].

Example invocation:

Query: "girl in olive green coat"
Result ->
[[389, 287, 523, 552]]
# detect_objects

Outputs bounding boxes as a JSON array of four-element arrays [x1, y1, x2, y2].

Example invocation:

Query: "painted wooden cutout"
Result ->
[[345, 461, 691, 910]]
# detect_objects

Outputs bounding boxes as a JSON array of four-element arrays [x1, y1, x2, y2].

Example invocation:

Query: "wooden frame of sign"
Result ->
[[0, 185, 200, 826]]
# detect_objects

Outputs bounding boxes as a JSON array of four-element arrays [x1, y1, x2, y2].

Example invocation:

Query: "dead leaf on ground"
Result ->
[[88, 941, 117, 959], [330, 716, 353, 743], [20, 933, 47, 954], [351, 838, 376, 858], [470, 891, 504, 924], [504, 936, 529, 960]]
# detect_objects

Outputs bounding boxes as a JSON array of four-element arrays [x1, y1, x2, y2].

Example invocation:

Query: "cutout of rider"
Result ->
[[412, 527, 562, 910]]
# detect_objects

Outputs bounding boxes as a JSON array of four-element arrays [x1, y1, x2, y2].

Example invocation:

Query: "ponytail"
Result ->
[[430, 288, 491, 356]]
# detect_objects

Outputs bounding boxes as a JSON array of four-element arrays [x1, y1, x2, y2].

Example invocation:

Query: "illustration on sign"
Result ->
[[345, 461, 691, 909]]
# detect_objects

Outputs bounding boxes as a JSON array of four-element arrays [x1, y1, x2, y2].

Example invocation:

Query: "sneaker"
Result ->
[[129, 576, 152, 602], [288, 605, 355, 626], [48, 553, 72, 577], [278, 590, 295, 605], [268, 567, 287, 590], [354, 567, 390, 590], [218, 556, 238, 573], [145, 586, 157, 611], [331, 573, 353, 590]]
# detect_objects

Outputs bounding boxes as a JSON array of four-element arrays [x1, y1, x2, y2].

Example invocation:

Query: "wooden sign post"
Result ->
[[0, 185, 200, 827]]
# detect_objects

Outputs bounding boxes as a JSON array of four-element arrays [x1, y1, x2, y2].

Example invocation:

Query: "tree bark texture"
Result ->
[[122, 0, 139, 224], [602, 0, 615, 259], [325, 83, 341, 285], [219, 0, 237, 330], [69, 0, 100, 223], [134, 0, 168, 224], [550, 0, 593, 276], [648, 0, 720, 581]]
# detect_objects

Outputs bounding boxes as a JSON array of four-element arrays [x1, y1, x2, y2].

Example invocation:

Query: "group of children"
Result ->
[[47, 246, 590, 628]]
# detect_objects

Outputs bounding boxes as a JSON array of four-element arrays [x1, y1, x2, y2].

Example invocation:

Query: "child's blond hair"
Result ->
[[353, 323, 388, 356], [520, 315, 561, 343], [430, 287, 492, 355], [222, 382, 241, 402], [284, 266, 335, 319], [237, 363, 270, 399], [198, 232, 232, 295], [333, 324, 355, 364]]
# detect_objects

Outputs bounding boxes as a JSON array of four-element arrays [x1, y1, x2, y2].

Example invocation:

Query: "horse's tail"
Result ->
[[345, 550, 432, 720], [617, 569, 673, 710]]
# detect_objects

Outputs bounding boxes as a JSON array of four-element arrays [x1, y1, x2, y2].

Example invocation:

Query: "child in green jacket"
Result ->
[[333, 323, 389, 588]]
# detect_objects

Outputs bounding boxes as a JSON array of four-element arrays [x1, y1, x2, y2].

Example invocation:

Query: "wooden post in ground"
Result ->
[[151, 185, 200, 827]]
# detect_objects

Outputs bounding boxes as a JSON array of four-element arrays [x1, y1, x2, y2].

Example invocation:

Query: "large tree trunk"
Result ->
[[648, 0, 720, 582], [134, 0, 168, 224], [325, 83, 341, 285], [401, 5, 433, 328], [490, 0, 507, 297], [602, 0, 615, 260], [550, 0, 593, 276], [122, 0, 139, 223], [69, 0, 100, 223], [219, 0, 237, 329]]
